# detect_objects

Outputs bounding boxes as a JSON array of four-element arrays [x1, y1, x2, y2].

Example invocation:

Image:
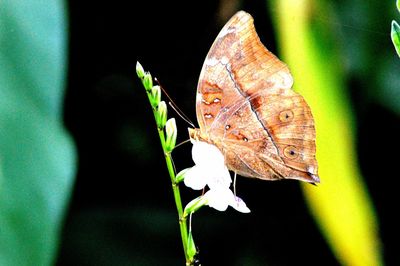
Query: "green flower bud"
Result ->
[[150, 85, 161, 108], [187, 231, 197, 261], [136, 61, 145, 79], [165, 118, 177, 152], [143, 72, 153, 91], [156, 101, 167, 128], [183, 196, 207, 218], [175, 168, 190, 183]]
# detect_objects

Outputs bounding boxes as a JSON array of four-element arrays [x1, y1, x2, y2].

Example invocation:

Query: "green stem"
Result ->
[[139, 69, 192, 265], [157, 128, 189, 261], [144, 89, 190, 264]]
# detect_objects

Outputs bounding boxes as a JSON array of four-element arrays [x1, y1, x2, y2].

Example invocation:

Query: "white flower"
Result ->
[[184, 140, 250, 213]]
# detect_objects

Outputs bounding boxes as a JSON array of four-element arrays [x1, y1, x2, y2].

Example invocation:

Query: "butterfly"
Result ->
[[189, 11, 319, 183]]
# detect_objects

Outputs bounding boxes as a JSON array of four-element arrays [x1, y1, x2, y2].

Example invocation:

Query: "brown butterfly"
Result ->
[[189, 11, 319, 183]]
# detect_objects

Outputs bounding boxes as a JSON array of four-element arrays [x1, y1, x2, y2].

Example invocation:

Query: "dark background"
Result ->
[[57, 0, 399, 265]]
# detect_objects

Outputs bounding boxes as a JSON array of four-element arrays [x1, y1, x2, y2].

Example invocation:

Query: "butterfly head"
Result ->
[[188, 128, 209, 143]]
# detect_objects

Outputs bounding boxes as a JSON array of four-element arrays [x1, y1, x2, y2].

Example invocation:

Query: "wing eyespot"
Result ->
[[283, 145, 299, 159], [279, 110, 294, 123]]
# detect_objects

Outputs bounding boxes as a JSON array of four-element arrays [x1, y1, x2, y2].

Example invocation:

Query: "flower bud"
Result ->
[[156, 101, 167, 128], [175, 168, 190, 183], [187, 231, 197, 260], [143, 72, 153, 91], [183, 196, 207, 218], [150, 85, 161, 108], [165, 118, 177, 152], [136, 61, 145, 79]]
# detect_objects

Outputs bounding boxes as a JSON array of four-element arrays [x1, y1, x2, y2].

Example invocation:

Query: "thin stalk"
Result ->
[[157, 128, 189, 261], [138, 62, 193, 265], [145, 90, 190, 264]]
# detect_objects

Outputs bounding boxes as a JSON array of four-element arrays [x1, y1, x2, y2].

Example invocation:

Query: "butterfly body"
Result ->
[[190, 11, 319, 183]]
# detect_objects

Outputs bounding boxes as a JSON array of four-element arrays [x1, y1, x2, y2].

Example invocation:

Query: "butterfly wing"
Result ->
[[220, 89, 318, 182], [195, 11, 318, 182], [195, 11, 262, 136]]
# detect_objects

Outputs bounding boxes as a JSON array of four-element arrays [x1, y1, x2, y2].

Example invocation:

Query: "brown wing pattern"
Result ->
[[195, 11, 319, 183]]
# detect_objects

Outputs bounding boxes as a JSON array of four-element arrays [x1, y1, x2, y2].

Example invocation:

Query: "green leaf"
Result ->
[[391, 20, 400, 57], [397, 0, 400, 13], [0, 1, 76, 265]]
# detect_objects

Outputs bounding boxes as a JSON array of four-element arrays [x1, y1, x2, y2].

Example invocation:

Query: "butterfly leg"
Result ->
[[233, 171, 237, 197]]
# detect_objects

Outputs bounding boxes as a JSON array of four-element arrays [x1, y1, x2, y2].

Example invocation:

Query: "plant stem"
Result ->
[[139, 66, 192, 265], [157, 128, 189, 261]]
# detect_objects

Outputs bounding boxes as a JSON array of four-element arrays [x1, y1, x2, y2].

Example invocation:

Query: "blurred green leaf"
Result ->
[[272, 1, 382, 265], [397, 0, 400, 13], [0, 1, 75, 265], [391, 20, 400, 57]]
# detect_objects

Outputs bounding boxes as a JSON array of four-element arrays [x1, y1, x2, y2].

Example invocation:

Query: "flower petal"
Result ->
[[186, 140, 251, 213], [183, 166, 207, 190], [206, 165, 232, 190], [229, 196, 251, 213], [203, 187, 233, 212], [191, 141, 225, 167]]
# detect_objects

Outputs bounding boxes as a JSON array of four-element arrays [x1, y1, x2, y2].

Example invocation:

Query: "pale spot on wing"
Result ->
[[252, 72, 260, 80], [213, 98, 221, 103], [280, 71, 293, 89], [218, 26, 236, 39], [197, 92, 204, 102], [307, 165, 316, 175], [205, 57, 220, 67], [202, 99, 210, 105], [221, 56, 229, 65]]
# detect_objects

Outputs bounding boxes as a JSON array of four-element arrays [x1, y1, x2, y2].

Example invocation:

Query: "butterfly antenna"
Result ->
[[154, 77, 196, 128], [174, 138, 191, 150], [169, 102, 196, 128]]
